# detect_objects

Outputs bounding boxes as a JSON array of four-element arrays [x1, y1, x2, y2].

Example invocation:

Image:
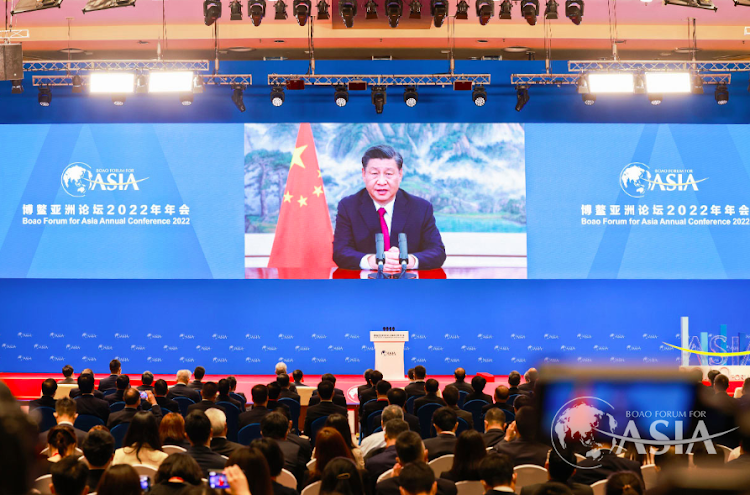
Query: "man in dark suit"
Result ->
[[482, 386, 515, 415], [262, 412, 309, 490], [358, 369, 374, 399], [153, 379, 180, 413], [520, 449, 593, 495], [414, 379, 446, 415], [464, 376, 492, 404], [185, 410, 227, 477], [332, 145, 446, 272], [493, 407, 549, 467], [137, 372, 155, 393], [482, 408, 506, 448], [189, 366, 205, 391], [292, 369, 308, 389], [252, 438, 301, 495], [81, 429, 115, 491], [104, 375, 130, 404], [217, 378, 245, 412], [507, 371, 523, 397], [570, 444, 643, 486], [277, 374, 301, 402], [69, 369, 105, 399], [267, 382, 282, 411], [238, 384, 271, 429], [405, 366, 427, 398], [187, 382, 226, 415], [361, 380, 392, 435], [107, 388, 162, 429], [448, 368, 474, 394], [387, 388, 420, 433], [304, 380, 347, 436], [74, 373, 110, 423], [167, 370, 202, 403], [98, 359, 121, 392], [442, 385, 473, 430], [206, 408, 243, 457], [518, 368, 538, 395], [479, 453, 516, 494], [365, 419, 410, 489], [360, 370, 384, 405], [59, 365, 76, 385], [309, 373, 347, 406], [38, 397, 87, 447], [423, 407, 458, 461], [29, 378, 57, 411], [362, 405, 406, 460]]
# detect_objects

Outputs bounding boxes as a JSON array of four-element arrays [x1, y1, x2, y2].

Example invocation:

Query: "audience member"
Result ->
[[261, 412, 309, 487], [160, 412, 190, 448], [305, 380, 348, 435], [320, 457, 366, 495], [0, 381, 39, 495], [361, 380, 392, 434], [326, 413, 364, 468], [138, 372, 155, 393], [366, 419, 410, 484], [226, 447, 275, 495], [414, 379, 446, 414], [310, 374, 346, 407], [482, 386, 514, 415], [399, 462, 437, 495], [113, 410, 167, 468], [104, 374, 131, 404], [29, 378, 57, 411], [465, 376, 492, 404], [442, 385, 474, 429], [359, 370, 384, 405], [267, 382, 283, 411], [252, 438, 300, 495], [72, 373, 110, 422], [98, 359, 122, 391], [45, 425, 78, 470], [405, 366, 427, 398], [605, 472, 643, 495], [292, 370, 307, 388], [276, 362, 288, 376], [278, 373, 301, 401], [690, 441, 724, 468], [217, 378, 244, 411], [727, 428, 750, 467], [513, 394, 533, 413], [239, 384, 271, 428], [154, 379, 180, 413], [482, 408, 506, 448], [187, 381, 225, 414], [206, 407, 243, 457], [519, 448, 593, 495], [97, 464, 142, 495], [227, 376, 247, 402], [408, 369, 415, 383], [387, 388, 420, 433], [518, 368, 538, 394], [707, 370, 720, 387], [39, 397, 87, 447], [108, 388, 163, 428], [479, 453, 516, 494], [649, 446, 689, 490], [59, 365, 76, 384], [570, 436, 643, 485], [423, 407, 458, 461], [507, 372, 523, 396], [307, 427, 356, 486], [49, 456, 89, 495], [493, 407, 549, 467], [448, 368, 474, 394], [81, 428, 115, 491], [184, 410, 227, 477], [150, 453, 204, 495], [440, 430, 486, 482], [189, 366, 206, 391], [359, 369, 375, 397], [167, 370, 202, 403], [361, 405, 405, 459], [69, 370, 105, 400]]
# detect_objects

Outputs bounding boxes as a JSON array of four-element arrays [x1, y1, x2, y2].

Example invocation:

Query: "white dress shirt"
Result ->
[[359, 197, 418, 269], [359, 430, 386, 458]]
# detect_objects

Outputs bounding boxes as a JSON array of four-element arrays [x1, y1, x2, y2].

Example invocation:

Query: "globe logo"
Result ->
[[61, 162, 93, 197], [551, 397, 618, 469], [619, 163, 651, 198]]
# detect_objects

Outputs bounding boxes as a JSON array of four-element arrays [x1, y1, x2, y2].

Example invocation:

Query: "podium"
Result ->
[[370, 331, 410, 381]]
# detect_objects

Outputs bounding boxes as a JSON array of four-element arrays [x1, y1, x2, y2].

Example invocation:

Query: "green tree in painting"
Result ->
[[245, 149, 291, 233]]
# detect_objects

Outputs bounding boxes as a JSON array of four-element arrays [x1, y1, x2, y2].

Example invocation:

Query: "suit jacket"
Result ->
[[361, 399, 389, 433], [29, 396, 57, 411], [569, 451, 643, 486], [187, 445, 227, 477], [238, 405, 270, 430], [217, 394, 245, 412], [311, 388, 345, 398], [38, 422, 87, 447], [376, 476, 457, 495], [107, 404, 163, 429], [404, 412, 421, 433], [59, 377, 76, 385], [493, 438, 549, 467], [188, 380, 203, 391], [405, 381, 427, 399], [448, 381, 474, 394], [273, 481, 299, 495], [518, 382, 536, 394], [482, 428, 505, 448], [304, 401, 348, 436], [424, 433, 458, 460], [276, 438, 307, 489], [464, 392, 492, 404], [365, 445, 398, 487], [358, 384, 373, 398], [450, 406, 474, 430], [105, 390, 126, 404], [156, 396, 180, 413], [507, 387, 521, 397], [481, 402, 514, 415], [210, 437, 244, 457], [287, 433, 313, 463], [279, 389, 301, 402], [75, 394, 110, 422], [98, 375, 119, 391], [137, 385, 155, 393], [70, 388, 104, 399], [414, 395, 446, 414], [309, 394, 347, 408], [187, 400, 225, 415], [87, 469, 106, 492], [333, 188, 446, 270], [167, 383, 201, 403], [520, 480, 593, 495]]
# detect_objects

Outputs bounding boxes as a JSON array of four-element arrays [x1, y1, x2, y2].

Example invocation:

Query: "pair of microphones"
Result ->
[[373, 233, 410, 279]]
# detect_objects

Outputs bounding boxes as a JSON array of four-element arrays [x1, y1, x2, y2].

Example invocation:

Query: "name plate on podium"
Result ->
[[370, 331, 409, 381]]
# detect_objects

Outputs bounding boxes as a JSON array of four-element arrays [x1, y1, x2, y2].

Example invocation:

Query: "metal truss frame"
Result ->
[[267, 73, 491, 87], [511, 73, 732, 86], [24, 60, 211, 72], [0, 29, 29, 39], [568, 61, 750, 73], [32, 74, 253, 87]]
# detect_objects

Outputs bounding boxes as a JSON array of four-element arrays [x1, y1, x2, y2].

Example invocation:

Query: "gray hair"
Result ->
[[205, 408, 227, 436], [275, 362, 287, 375], [382, 404, 404, 425], [176, 370, 191, 384]]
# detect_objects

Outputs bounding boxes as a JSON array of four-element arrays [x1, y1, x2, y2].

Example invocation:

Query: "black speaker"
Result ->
[[0, 44, 23, 81]]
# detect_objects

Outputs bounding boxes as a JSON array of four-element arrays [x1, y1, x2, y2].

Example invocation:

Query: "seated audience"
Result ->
[[507, 372, 523, 396], [225, 447, 275, 495], [104, 374, 130, 404], [278, 373, 301, 401], [184, 410, 227, 477], [189, 366, 205, 391], [49, 456, 89, 495], [440, 430, 486, 482], [361, 380, 392, 434], [366, 419, 410, 484], [0, 381, 38, 495], [387, 388, 420, 433], [97, 464, 142, 495], [227, 376, 248, 406], [304, 380, 348, 435], [482, 386, 514, 415], [276, 362, 288, 376], [267, 382, 283, 411], [59, 365, 76, 384], [261, 412, 308, 488], [293, 369, 307, 389], [519, 368, 538, 394], [29, 378, 57, 411], [359, 370, 375, 398], [39, 397, 87, 448], [160, 412, 190, 448], [81, 428, 115, 491], [252, 438, 300, 495], [167, 370, 202, 403], [465, 376, 492, 404], [72, 373, 110, 422], [482, 408, 506, 448], [154, 379, 180, 414], [138, 372, 155, 393], [707, 370, 720, 387], [206, 407, 243, 457], [442, 386, 474, 430], [423, 407, 458, 461], [360, 371, 384, 405], [512, 395, 533, 414], [448, 367, 474, 394], [45, 425, 78, 471], [217, 378, 244, 411], [69, 370, 106, 400], [187, 381, 224, 414], [98, 359, 122, 391], [306, 427, 356, 486], [690, 441, 725, 468], [107, 388, 163, 429], [519, 448, 593, 495], [405, 366, 427, 398], [310, 374, 346, 407], [361, 405, 405, 459], [493, 407, 549, 467], [605, 472, 643, 495], [150, 453, 204, 495], [570, 436, 643, 485], [239, 384, 271, 429], [399, 462, 437, 495], [325, 413, 365, 468], [321, 457, 367, 495], [414, 379, 446, 414], [113, 410, 167, 468], [479, 453, 516, 494]]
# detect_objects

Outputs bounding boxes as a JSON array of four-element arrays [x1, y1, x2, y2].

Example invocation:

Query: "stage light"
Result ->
[[316, 0, 330, 19], [136, 74, 148, 94], [71, 74, 83, 94], [232, 85, 246, 112], [275, 0, 288, 19], [11, 80, 23, 94], [204, 0, 222, 25], [545, 0, 558, 18], [334, 85, 349, 107], [475, 0, 493, 25], [455, 0, 468, 19], [430, 0, 447, 27], [644, 72, 690, 94], [520, 0, 538, 25], [38, 87, 51, 107], [112, 95, 126, 106], [576, 75, 588, 94], [663, 0, 716, 11], [293, 0, 311, 24], [648, 94, 662, 106], [365, 0, 378, 18], [339, 0, 357, 27], [403, 86, 418, 107], [149, 71, 194, 93], [691, 75, 704, 95], [408, 0, 421, 18], [193, 75, 205, 93], [82, 0, 136, 13], [565, 0, 582, 24], [515, 85, 529, 112], [371, 85, 386, 114], [588, 73, 634, 93], [11, 0, 63, 15], [499, 0, 512, 18], [180, 93, 194, 106], [271, 86, 285, 106], [582, 93, 596, 105], [472, 85, 487, 106], [386, 0, 403, 26], [249, 0, 266, 25], [715, 84, 728, 105], [230, 0, 243, 19], [90, 72, 135, 94]]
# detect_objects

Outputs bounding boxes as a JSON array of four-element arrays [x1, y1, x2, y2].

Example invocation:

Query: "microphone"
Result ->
[[375, 233, 385, 279], [398, 233, 408, 268]]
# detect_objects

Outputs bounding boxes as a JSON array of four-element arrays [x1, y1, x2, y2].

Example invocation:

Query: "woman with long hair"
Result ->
[[440, 430, 487, 482], [113, 411, 168, 468], [96, 464, 142, 495], [320, 457, 365, 495], [325, 414, 364, 469], [306, 427, 356, 487], [150, 453, 204, 495], [43, 425, 77, 473], [606, 472, 644, 495], [160, 412, 190, 448], [250, 439, 299, 495], [225, 447, 274, 495]]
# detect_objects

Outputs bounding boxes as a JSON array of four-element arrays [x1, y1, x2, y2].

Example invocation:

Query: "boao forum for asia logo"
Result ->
[[619, 163, 707, 199], [61, 163, 149, 198]]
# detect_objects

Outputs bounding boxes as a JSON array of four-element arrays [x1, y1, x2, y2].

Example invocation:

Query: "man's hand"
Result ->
[[367, 254, 378, 270], [504, 421, 518, 442], [146, 391, 157, 406], [383, 246, 402, 274]]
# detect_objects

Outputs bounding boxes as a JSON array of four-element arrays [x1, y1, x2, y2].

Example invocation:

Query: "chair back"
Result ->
[[278, 398, 301, 433], [162, 445, 187, 455], [456, 417, 470, 436], [102, 389, 117, 397], [405, 396, 416, 415], [377, 468, 394, 483], [428, 454, 454, 478], [503, 410, 515, 424], [54, 384, 76, 400], [307, 458, 317, 471], [229, 392, 246, 406], [457, 391, 469, 408], [455, 481, 483, 495], [237, 423, 262, 446], [513, 464, 548, 492], [366, 410, 383, 437], [300, 480, 321, 495], [310, 416, 329, 447], [506, 394, 519, 406], [33, 474, 53, 495], [173, 396, 195, 416], [132, 464, 158, 478], [591, 479, 607, 495], [641, 464, 658, 490], [216, 401, 241, 442], [110, 423, 129, 449], [462, 400, 489, 433], [277, 469, 297, 490], [74, 414, 105, 432], [109, 401, 126, 413], [34, 407, 58, 433], [417, 403, 443, 439]]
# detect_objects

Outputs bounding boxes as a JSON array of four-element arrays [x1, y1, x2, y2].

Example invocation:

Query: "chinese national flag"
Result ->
[[268, 123, 335, 279]]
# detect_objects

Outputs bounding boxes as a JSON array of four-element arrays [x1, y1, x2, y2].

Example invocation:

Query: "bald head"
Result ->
[[524, 368, 538, 384], [494, 385, 510, 403], [176, 370, 191, 384], [454, 368, 466, 382]]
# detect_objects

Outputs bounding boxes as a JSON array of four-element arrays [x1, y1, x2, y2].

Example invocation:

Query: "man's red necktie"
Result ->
[[378, 207, 391, 251]]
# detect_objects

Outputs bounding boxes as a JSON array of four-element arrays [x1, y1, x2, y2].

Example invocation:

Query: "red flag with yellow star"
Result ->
[[268, 123, 335, 279]]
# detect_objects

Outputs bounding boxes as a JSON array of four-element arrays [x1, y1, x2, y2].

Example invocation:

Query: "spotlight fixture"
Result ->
[[90, 72, 135, 94], [499, 0, 512, 18], [230, 0, 243, 18], [275, 0, 288, 19], [334, 85, 349, 107], [293, 0, 311, 24], [455, 0, 468, 19], [249, 0, 266, 25], [232, 85, 246, 112], [11, 0, 63, 15], [193, 75, 205, 93], [715, 84, 728, 105], [366, 0, 378, 19], [565, 0, 583, 24], [520, 0, 538, 25], [112, 95, 126, 106], [691, 75, 704, 95], [515, 85, 529, 112], [339, 0, 357, 27], [11, 79, 23, 94], [545, 0, 558, 19], [82, 0, 136, 13], [72, 74, 83, 93], [408, 0, 421, 17], [386, 0, 403, 26], [204, 0, 222, 25], [371, 85, 386, 114], [644, 72, 691, 94], [475, 0, 493, 24], [38, 87, 51, 107], [180, 93, 194, 106], [472, 85, 487, 106], [403, 86, 418, 107], [136, 73, 148, 94], [582, 93, 596, 105], [270, 86, 285, 106], [588, 73, 635, 94], [663, 0, 716, 11], [149, 71, 194, 93], [316, 0, 329, 19], [430, 0, 447, 27], [648, 94, 662, 106], [576, 75, 588, 94]]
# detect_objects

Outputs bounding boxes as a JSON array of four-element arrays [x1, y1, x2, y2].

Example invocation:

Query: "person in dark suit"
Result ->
[[493, 407, 549, 467], [361, 380, 392, 435], [482, 386, 515, 415], [137, 372, 155, 393], [464, 376, 492, 404], [75, 373, 110, 423], [98, 359, 121, 392], [217, 378, 245, 412], [479, 453, 516, 494], [69, 369, 105, 399], [187, 382, 226, 415], [569, 445, 643, 486], [481, 408, 506, 449], [238, 384, 271, 429], [520, 448, 593, 495], [107, 388, 162, 429], [332, 145, 446, 272], [292, 369, 308, 389], [251, 438, 300, 495], [727, 431, 750, 468], [59, 365, 76, 385], [188, 366, 205, 391], [375, 432, 457, 495], [507, 371, 523, 397], [442, 385, 473, 430], [267, 382, 283, 411], [405, 366, 427, 398], [304, 380, 347, 436], [185, 410, 227, 477], [448, 368, 474, 395], [309, 374, 347, 406], [104, 375, 130, 404], [277, 374, 301, 402], [262, 412, 309, 490], [423, 407, 458, 461], [205, 407, 243, 457], [365, 419, 410, 486], [518, 369, 538, 395], [81, 428, 115, 491], [359, 369, 374, 399], [228, 375, 248, 403], [29, 378, 57, 412], [37, 397, 87, 448], [167, 370, 202, 403], [414, 379, 446, 415], [153, 379, 180, 413], [386, 388, 420, 433], [360, 370, 384, 405]]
